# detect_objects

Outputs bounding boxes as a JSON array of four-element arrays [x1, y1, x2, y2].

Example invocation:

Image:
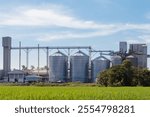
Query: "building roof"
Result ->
[[8, 70, 25, 74], [25, 74, 42, 78]]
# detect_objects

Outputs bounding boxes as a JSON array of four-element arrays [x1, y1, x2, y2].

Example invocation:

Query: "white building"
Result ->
[[8, 70, 25, 83]]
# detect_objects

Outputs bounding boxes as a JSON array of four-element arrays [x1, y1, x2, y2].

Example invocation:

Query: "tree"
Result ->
[[30, 65, 35, 70], [97, 65, 127, 86], [121, 60, 134, 86], [109, 65, 126, 86], [97, 60, 150, 87], [134, 68, 150, 86], [22, 65, 27, 70], [97, 70, 109, 87]]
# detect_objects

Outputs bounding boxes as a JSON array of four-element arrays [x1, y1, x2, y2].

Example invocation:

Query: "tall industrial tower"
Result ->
[[119, 42, 127, 54], [2, 37, 11, 76], [129, 44, 147, 68]]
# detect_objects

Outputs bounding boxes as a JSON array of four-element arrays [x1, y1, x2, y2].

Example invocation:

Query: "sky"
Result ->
[[0, 0, 150, 69]]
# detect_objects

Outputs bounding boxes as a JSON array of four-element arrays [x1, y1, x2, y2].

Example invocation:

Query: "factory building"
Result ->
[[129, 44, 147, 68], [8, 70, 25, 83], [0, 37, 149, 83], [25, 74, 41, 83], [119, 42, 127, 54]]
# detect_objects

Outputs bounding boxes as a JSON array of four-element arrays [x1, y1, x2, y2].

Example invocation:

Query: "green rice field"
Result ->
[[0, 86, 150, 100]]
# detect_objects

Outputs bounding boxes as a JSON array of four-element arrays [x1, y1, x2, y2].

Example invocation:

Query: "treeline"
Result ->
[[97, 60, 150, 86]]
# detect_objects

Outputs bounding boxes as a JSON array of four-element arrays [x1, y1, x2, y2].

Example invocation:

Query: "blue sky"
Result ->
[[0, 0, 150, 69]]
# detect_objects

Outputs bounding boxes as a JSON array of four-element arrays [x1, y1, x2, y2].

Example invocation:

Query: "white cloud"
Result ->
[[126, 39, 141, 44], [37, 29, 121, 41], [138, 35, 150, 43], [124, 24, 150, 30], [1, 6, 150, 30], [125, 34, 150, 45], [1, 5, 150, 41], [0, 6, 114, 29], [37, 23, 150, 41]]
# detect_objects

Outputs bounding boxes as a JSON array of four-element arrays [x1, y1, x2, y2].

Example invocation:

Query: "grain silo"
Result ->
[[92, 56, 110, 82], [111, 55, 122, 66], [70, 51, 89, 83], [126, 55, 138, 67], [49, 51, 68, 82]]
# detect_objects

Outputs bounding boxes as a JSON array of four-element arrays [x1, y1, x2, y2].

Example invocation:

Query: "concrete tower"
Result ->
[[2, 37, 11, 76], [119, 42, 127, 54], [129, 44, 147, 68]]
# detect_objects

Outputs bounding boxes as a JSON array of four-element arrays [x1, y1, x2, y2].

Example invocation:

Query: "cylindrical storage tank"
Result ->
[[111, 55, 122, 66], [49, 51, 67, 82], [92, 56, 110, 82], [70, 51, 89, 83], [126, 55, 138, 67]]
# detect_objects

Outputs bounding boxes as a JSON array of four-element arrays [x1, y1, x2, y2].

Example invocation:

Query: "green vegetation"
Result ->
[[0, 86, 150, 100], [0, 60, 150, 100], [97, 60, 150, 86]]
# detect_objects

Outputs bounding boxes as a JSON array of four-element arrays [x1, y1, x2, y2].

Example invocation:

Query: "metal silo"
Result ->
[[126, 55, 138, 67], [49, 51, 67, 82], [92, 56, 110, 82], [111, 55, 122, 66], [70, 51, 89, 83]]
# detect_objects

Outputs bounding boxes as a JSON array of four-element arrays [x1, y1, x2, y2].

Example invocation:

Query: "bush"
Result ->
[[97, 60, 150, 87]]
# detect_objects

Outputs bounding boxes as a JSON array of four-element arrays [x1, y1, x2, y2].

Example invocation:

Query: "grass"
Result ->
[[0, 85, 150, 100]]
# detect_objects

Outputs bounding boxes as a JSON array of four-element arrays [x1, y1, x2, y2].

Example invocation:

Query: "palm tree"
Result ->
[[22, 65, 27, 70], [30, 65, 35, 70]]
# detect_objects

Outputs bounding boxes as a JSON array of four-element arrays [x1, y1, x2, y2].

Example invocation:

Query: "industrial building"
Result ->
[[119, 42, 127, 54], [25, 75, 42, 83], [129, 44, 147, 68], [0, 36, 149, 83], [8, 70, 25, 83]]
